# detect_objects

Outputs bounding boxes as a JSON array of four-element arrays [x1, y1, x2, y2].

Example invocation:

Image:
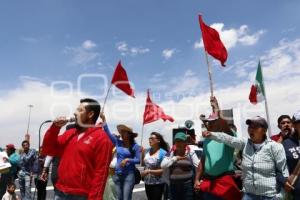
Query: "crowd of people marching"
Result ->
[[1, 96, 300, 200]]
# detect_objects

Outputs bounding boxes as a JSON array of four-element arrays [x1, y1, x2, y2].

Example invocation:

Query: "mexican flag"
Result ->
[[249, 61, 265, 104]]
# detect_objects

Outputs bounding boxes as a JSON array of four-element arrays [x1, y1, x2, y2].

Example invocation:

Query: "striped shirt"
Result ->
[[209, 132, 289, 197]]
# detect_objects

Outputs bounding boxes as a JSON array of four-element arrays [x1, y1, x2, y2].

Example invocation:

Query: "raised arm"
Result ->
[[202, 131, 246, 150], [100, 112, 117, 145], [42, 117, 71, 156]]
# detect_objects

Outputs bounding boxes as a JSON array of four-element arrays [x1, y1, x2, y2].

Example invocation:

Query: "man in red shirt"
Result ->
[[271, 115, 293, 143], [42, 98, 113, 200]]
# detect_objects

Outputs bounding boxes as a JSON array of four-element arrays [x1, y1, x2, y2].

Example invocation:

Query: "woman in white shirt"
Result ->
[[141, 132, 169, 200]]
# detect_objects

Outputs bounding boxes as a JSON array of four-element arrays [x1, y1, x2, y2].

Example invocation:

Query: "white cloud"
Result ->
[[150, 72, 165, 83], [0, 80, 84, 148], [82, 40, 96, 49], [194, 24, 266, 50], [149, 69, 203, 96], [116, 41, 128, 52], [184, 69, 196, 77], [116, 41, 150, 57], [2, 38, 300, 148], [130, 47, 150, 56], [162, 48, 176, 60], [260, 38, 300, 80], [20, 36, 39, 43], [63, 40, 100, 66], [233, 38, 300, 80]]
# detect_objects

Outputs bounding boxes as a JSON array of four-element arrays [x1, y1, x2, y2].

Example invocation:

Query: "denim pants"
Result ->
[[54, 189, 87, 200], [112, 172, 135, 200], [243, 193, 277, 200], [170, 180, 194, 200], [18, 171, 32, 200]]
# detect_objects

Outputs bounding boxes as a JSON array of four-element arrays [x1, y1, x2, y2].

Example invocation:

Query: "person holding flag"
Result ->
[[194, 96, 241, 200], [99, 113, 141, 200], [201, 114, 291, 199]]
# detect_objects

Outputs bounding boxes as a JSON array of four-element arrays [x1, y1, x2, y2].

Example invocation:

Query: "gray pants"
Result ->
[[18, 171, 32, 200]]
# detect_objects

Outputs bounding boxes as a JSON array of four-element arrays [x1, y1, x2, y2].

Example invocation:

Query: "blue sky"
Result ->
[[0, 0, 300, 147]]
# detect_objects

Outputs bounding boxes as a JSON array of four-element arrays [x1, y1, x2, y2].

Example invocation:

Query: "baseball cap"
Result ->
[[246, 116, 268, 129], [174, 132, 187, 141], [293, 110, 300, 123], [6, 144, 16, 150]]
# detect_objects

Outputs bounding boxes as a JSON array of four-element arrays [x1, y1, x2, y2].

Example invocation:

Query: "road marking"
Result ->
[[16, 184, 145, 193]]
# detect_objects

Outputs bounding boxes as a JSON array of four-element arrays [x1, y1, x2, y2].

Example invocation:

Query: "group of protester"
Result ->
[[1, 97, 300, 200], [0, 140, 47, 200]]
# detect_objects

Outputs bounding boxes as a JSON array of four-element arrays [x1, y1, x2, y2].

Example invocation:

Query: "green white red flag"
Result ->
[[249, 61, 265, 104]]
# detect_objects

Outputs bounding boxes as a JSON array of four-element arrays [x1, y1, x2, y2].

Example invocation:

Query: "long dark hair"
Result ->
[[128, 133, 136, 148], [151, 132, 169, 152]]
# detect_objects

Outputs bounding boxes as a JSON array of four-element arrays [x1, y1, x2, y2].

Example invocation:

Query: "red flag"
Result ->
[[199, 15, 228, 66], [143, 90, 174, 125], [111, 61, 135, 97]]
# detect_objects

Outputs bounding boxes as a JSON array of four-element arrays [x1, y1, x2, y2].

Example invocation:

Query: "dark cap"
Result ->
[[246, 116, 268, 129]]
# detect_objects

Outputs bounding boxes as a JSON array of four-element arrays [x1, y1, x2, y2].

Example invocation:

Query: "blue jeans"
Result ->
[[113, 172, 135, 200], [54, 189, 87, 200], [18, 171, 32, 200], [243, 193, 277, 200], [170, 180, 194, 200]]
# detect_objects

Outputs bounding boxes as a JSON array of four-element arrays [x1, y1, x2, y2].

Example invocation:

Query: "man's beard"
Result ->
[[282, 128, 292, 138], [8, 190, 15, 195]]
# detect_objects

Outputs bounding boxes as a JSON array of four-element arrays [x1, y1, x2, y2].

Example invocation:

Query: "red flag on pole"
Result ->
[[111, 61, 135, 98], [143, 90, 174, 124], [199, 15, 228, 66]]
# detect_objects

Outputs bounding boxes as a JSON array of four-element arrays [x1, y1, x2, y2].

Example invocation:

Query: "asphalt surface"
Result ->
[[15, 180, 148, 200]]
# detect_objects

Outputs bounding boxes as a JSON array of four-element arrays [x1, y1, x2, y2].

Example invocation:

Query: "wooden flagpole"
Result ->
[[140, 124, 145, 148], [101, 83, 112, 113], [204, 51, 214, 97]]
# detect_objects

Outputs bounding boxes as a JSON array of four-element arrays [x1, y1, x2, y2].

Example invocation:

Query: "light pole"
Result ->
[[25, 104, 33, 142]]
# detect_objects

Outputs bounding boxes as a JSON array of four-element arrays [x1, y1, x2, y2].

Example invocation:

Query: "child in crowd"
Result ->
[[1, 183, 19, 200]]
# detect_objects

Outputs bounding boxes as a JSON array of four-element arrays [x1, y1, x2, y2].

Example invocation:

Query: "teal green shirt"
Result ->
[[9, 152, 20, 176], [203, 138, 234, 176]]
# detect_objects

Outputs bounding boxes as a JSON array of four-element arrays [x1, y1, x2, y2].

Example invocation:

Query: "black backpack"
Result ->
[[129, 144, 141, 185]]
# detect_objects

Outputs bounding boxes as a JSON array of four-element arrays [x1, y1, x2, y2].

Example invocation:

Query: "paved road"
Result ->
[[15, 181, 147, 200]]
